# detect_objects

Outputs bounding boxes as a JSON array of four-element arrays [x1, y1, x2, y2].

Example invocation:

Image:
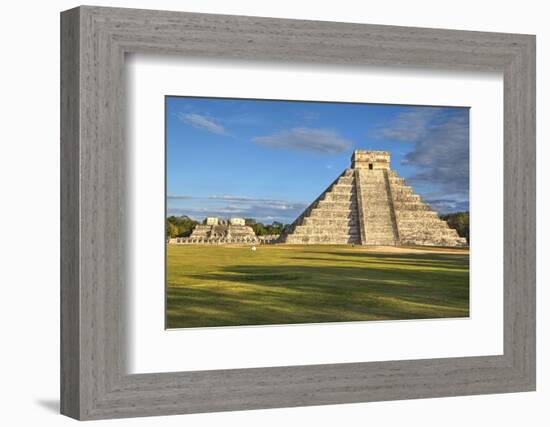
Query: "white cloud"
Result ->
[[404, 113, 469, 196], [372, 108, 440, 142], [167, 194, 307, 224], [424, 198, 470, 214], [373, 107, 470, 198], [177, 112, 226, 135], [253, 127, 351, 153]]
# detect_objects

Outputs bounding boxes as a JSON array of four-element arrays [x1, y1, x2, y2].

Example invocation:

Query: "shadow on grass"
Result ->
[[299, 250, 469, 262], [290, 256, 465, 271], [167, 256, 469, 329]]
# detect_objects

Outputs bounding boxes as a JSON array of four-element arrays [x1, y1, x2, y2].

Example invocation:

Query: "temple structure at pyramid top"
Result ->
[[278, 150, 467, 247], [351, 150, 391, 170]]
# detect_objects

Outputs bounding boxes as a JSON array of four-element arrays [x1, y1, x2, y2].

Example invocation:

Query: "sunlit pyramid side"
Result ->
[[278, 150, 467, 247]]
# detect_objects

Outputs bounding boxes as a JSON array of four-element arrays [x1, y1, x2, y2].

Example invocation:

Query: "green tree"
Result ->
[[166, 215, 199, 238], [166, 221, 178, 239], [246, 220, 290, 236], [251, 222, 267, 236]]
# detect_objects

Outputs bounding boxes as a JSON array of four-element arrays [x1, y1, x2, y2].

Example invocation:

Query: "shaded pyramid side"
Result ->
[[278, 169, 361, 244], [387, 170, 467, 247]]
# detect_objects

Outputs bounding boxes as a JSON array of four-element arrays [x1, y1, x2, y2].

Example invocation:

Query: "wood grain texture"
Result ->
[[60, 7, 80, 419], [60, 5, 536, 420]]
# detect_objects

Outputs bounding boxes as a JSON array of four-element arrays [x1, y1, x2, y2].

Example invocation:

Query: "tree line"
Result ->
[[166, 216, 199, 238], [244, 218, 291, 236], [166, 212, 470, 242], [165, 215, 291, 238]]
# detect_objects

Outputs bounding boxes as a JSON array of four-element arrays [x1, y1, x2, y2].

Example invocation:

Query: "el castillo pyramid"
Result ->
[[278, 150, 467, 247]]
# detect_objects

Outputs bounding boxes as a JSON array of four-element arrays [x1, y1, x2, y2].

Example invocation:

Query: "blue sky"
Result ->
[[166, 96, 469, 224]]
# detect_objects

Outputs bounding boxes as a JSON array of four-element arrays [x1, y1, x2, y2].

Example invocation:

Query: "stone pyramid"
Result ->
[[278, 150, 467, 247]]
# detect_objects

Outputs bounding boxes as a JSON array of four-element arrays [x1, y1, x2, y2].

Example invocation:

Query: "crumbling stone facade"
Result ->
[[278, 150, 467, 247]]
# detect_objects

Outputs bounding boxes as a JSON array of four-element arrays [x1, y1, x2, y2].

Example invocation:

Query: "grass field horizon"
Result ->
[[166, 244, 469, 329]]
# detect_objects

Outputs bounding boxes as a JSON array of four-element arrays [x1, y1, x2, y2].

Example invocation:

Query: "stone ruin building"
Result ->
[[171, 217, 259, 244], [277, 150, 467, 247]]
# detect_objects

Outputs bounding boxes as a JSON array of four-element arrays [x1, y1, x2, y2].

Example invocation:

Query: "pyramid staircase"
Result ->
[[278, 150, 467, 247], [355, 169, 398, 245]]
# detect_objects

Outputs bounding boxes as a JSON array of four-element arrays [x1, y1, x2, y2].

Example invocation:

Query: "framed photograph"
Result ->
[[61, 6, 536, 420], [164, 97, 471, 330]]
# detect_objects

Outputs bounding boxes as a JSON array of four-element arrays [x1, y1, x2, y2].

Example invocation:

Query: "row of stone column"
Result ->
[[171, 236, 259, 244]]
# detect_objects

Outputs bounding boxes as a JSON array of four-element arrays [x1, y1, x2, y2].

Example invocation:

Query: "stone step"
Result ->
[[363, 207, 392, 213], [391, 186, 413, 193], [363, 239, 397, 246], [284, 235, 361, 244], [365, 235, 395, 241], [302, 218, 359, 226], [315, 201, 357, 209], [365, 225, 395, 230], [399, 229, 460, 237], [331, 182, 354, 188], [393, 203, 431, 211], [365, 228, 395, 233], [326, 190, 354, 197], [365, 216, 393, 221], [293, 226, 360, 235], [362, 198, 391, 202], [395, 211, 438, 218], [362, 207, 392, 213], [397, 216, 448, 222], [309, 210, 356, 218], [400, 238, 467, 247], [335, 179, 353, 185], [321, 194, 355, 202], [397, 220, 451, 229], [364, 227, 394, 232], [291, 235, 361, 242], [411, 223, 449, 230], [325, 189, 354, 195], [392, 185, 414, 192], [308, 211, 357, 218], [399, 232, 463, 241], [359, 186, 386, 190], [392, 196, 416, 202], [289, 230, 360, 236]]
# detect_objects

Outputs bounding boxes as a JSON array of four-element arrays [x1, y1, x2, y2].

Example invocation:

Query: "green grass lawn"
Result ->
[[166, 244, 469, 329]]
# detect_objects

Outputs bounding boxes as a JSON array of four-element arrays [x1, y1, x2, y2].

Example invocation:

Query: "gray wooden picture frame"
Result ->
[[60, 5, 536, 420]]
